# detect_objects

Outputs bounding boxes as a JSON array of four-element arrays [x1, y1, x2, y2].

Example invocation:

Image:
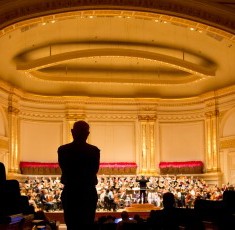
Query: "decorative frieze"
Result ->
[[158, 113, 204, 121], [65, 113, 86, 121], [87, 114, 137, 120], [20, 111, 64, 120]]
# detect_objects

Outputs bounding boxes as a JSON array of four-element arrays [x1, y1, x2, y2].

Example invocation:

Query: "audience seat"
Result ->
[[0, 162, 35, 229]]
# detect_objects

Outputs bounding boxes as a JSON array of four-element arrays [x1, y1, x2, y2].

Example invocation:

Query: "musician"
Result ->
[[40, 189, 54, 211], [136, 175, 149, 203], [108, 188, 116, 211]]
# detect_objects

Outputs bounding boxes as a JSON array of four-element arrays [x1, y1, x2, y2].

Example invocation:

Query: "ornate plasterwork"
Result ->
[[205, 110, 220, 119], [0, 77, 233, 109], [8, 106, 19, 115], [66, 113, 86, 121], [0, 137, 8, 150], [157, 112, 204, 122], [138, 115, 157, 122], [87, 114, 137, 120], [220, 138, 235, 149], [19, 109, 138, 120], [19, 111, 64, 120]]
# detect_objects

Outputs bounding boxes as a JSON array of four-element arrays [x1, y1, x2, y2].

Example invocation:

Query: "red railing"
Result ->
[[159, 161, 203, 168], [159, 161, 204, 174], [19, 161, 137, 175], [20, 161, 137, 168]]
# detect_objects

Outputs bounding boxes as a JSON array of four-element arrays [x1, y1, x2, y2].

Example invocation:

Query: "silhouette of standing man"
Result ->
[[58, 120, 100, 229]]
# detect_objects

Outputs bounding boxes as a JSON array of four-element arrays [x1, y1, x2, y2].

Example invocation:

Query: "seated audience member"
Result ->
[[39, 189, 55, 212], [133, 214, 144, 223], [217, 189, 235, 229], [116, 211, 137, 230], [156, 192, 180, 230], [103, 215, 115, 224], [194, 189, 235, 230], [0, 162, 34, 217]]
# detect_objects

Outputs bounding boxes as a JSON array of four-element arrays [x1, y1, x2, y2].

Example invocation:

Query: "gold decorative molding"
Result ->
[[205, 110, 219, 118], [158, 113, 204, 121], [138, 115, 157, 121], [20, 111, 64, 120], [0, 76, 233, 108], [87, 114, 137, 120], [8, 106, 19, 115], [0, 138, 8, 149], [220, 138, 235, 149], [66, 113, 86, 120]]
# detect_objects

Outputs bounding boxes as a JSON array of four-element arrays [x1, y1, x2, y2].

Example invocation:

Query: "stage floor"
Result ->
[[45, 204, 160, 224]]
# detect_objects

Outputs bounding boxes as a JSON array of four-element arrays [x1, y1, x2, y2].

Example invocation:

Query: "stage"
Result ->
[[45, 203, 161, 224]]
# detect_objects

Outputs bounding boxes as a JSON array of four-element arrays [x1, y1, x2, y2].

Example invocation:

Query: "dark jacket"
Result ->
[[58, 141, 100, 188]]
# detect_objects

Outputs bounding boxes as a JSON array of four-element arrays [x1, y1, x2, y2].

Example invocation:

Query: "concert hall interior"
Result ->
[[0, 0, 235, 229]]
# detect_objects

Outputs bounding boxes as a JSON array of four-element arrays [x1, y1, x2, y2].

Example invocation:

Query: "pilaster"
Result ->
[[8, 93, 20, 173], [205, 109, 220, 173], [138, 115, 157, 175]]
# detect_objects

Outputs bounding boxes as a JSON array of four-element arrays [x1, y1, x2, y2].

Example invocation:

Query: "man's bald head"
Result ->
[[71, 120, 90, 142]]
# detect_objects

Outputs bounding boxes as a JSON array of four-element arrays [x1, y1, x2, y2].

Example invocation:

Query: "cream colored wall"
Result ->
[[159, 121, 204, 162], [0, 105, 8, 173], [89, 121, 136, 163], [220, 107, 235, 184], [20, 120, 63, 162], [226, 151, 235, 184], [222, 109, 235, 137]]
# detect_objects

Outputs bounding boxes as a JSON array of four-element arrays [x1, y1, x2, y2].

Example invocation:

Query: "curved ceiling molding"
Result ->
[[16, 48, 216, 85]]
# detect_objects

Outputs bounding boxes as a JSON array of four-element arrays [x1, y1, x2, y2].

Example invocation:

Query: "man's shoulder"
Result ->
[[86, 143, 100, 151], [58, 143, 72, 151], [58, 142, 99, 150]]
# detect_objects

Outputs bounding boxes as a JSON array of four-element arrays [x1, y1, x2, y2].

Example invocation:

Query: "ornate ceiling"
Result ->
[[0, 0, 234, 99]]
